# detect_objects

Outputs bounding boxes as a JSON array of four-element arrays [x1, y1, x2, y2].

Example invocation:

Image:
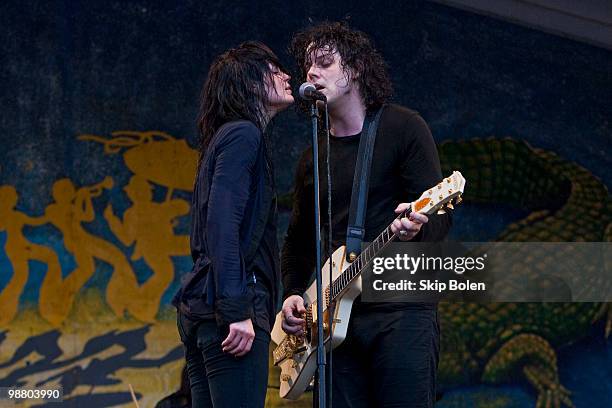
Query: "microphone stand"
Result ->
[[309, 101, 327, 408]]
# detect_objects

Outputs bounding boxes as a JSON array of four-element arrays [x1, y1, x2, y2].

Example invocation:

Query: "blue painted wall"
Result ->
[[1, 1, 610, 406]]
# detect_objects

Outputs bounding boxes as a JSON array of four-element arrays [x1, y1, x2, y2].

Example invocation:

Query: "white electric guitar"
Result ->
[[270, 171, 466, 399]]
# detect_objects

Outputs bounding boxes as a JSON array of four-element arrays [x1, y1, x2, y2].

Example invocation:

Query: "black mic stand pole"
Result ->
[[310, 101, 327, 408]]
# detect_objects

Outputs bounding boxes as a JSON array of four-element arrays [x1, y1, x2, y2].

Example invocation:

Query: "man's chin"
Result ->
[[319, 96, 337, 108]]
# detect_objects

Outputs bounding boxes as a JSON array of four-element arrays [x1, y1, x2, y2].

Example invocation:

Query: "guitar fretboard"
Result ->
[[329, 208, 410, 300]]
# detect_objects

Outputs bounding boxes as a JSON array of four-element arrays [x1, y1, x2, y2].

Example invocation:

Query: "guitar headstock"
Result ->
[[412, 171, 466, 215]]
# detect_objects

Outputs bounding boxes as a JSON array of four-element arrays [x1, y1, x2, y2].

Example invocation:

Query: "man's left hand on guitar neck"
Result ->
[[390, 203, 428, 241]]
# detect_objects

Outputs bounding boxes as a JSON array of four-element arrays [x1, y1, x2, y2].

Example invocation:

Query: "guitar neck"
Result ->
[[327, 171, 465, 302], [329, 207, 411, 300]]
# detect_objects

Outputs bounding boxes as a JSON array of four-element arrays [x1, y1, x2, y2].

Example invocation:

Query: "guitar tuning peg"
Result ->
[[446, 202, 454, 210], [455, 195, 462, 204], [437, 209, 446, 215]]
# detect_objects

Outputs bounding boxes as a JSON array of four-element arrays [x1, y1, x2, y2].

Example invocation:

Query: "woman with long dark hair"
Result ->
[[173, 41, 293, 407]]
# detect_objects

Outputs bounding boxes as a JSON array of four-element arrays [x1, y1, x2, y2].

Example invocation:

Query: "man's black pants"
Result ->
[[328, 306, 440, 408]]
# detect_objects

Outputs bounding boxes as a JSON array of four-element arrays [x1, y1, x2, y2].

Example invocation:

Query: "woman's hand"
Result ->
[[222, 318, 255, 357]]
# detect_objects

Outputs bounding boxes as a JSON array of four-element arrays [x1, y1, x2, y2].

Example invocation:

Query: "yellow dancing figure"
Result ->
[[0, 185, 62, 326], [104, 175, 189, 321], [42, 177, 142, 321]]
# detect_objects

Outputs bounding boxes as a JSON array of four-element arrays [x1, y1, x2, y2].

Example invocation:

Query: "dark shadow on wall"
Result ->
[[0, 326, 182, 406]]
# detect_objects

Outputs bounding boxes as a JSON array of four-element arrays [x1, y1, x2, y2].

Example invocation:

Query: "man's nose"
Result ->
[[307, 65, 318, 81]]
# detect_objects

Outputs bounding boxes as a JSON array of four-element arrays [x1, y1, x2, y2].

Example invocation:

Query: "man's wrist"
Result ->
[[283, 289, 304, 301]]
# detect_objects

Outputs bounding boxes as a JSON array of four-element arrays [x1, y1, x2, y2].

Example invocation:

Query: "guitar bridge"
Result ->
[[272, 335, 306, 365]]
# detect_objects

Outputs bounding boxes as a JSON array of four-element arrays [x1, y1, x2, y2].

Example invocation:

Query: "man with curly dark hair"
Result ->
[[280, 22, 452, 407]]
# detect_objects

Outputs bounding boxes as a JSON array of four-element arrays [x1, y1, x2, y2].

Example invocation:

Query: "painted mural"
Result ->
[[0, 132, 192, 407], [1, 132, 194, 327], [1, 0, 610, 407], [1, 132, 610, 407]]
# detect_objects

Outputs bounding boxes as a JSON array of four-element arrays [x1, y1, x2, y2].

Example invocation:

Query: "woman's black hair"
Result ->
[[196, 41, 288, 166]]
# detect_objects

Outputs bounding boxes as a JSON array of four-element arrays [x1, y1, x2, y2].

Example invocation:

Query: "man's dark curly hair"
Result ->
[[289, 21, 393, 111]]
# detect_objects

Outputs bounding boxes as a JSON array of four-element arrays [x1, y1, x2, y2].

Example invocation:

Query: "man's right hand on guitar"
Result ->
[[281, 295, 306, 336]]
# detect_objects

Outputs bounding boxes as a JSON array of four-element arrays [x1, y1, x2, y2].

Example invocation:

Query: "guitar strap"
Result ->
[[345, 105, 385, 261]]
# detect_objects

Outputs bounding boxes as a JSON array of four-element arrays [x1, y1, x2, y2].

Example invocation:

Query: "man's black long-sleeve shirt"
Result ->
[[281, 104, 452, 308]]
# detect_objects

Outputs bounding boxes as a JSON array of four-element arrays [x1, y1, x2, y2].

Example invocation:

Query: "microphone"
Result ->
[[299, 82, 327, 102]]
